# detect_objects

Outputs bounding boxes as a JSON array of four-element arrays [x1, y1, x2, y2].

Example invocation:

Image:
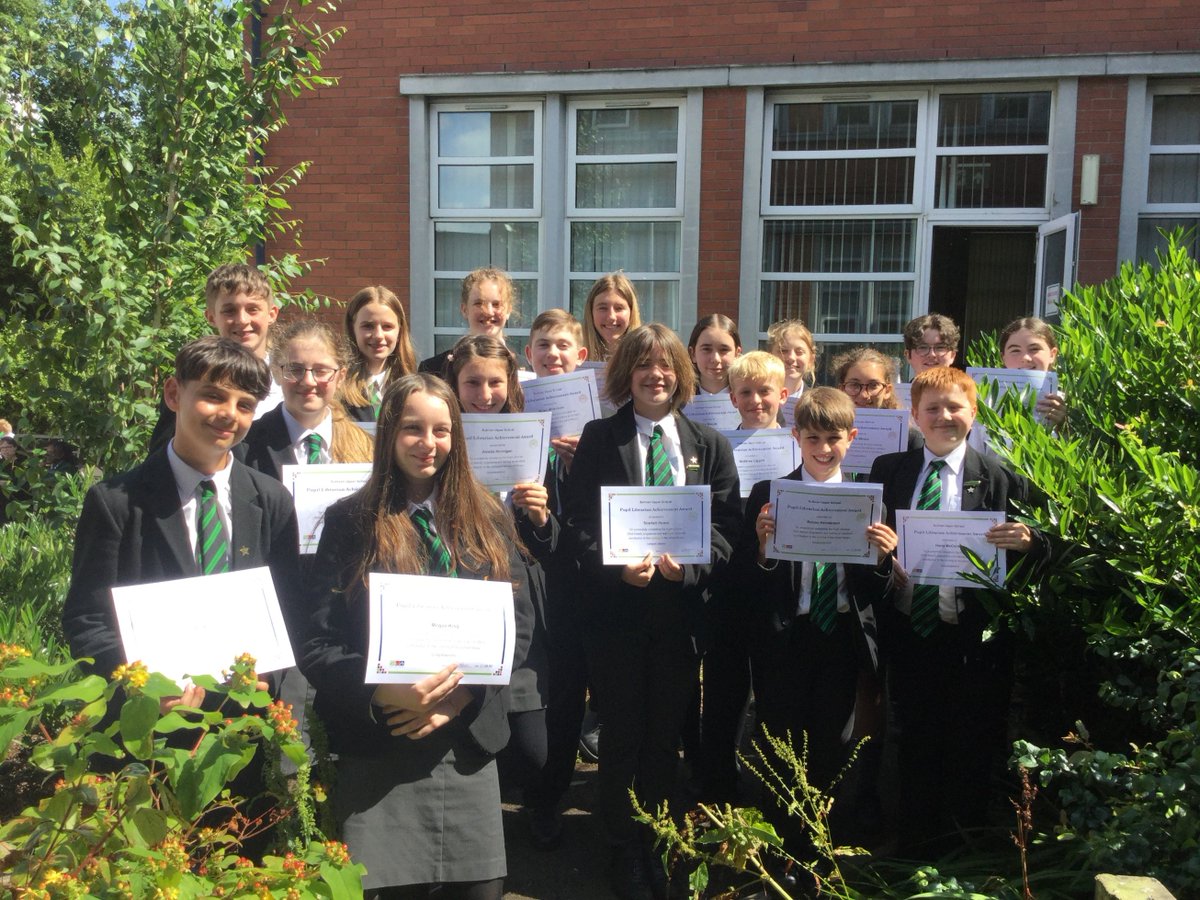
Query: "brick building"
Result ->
[[264, 0, 1200, 371]]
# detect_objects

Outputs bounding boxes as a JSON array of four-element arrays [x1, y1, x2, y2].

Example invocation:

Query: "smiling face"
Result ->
[[455, 357, 510, 414], [353, 302, 400, 374], [526, 326, 586, 377], [691, 326, 740, 393], [393, 390, 454, 500], [631, 346, 678, 419], [165, 375, 258, 474], [775, 334, 815, 387], [1002, 328, 1058, 372], [592, 290, 631, 349], [840, 361, 895, 409], [793, 426, 857, 482], [914, 384, 977, 457], [462, 279, 509, 339], [279, 336, 343, 429], [731, 375, 787, 429], [204, 290, 278, 359]]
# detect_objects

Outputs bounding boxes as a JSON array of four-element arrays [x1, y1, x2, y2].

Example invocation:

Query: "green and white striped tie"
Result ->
[[910, 459, 946, 637], [810, 561, 838, 634], [410, 506, 456, 577], [304, 433, 322, 465], [645, 425, 673, 487], [197, 479, 231, 575]]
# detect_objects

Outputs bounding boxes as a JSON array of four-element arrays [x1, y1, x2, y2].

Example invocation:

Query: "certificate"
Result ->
[[766, 480, 883, 563], [461, 412, 550, 492], [682, 395, 742, 431], [896, 509, 1006, 589], [894, 382, 912, 412], [841, 408, 910, 476], [112, 567, 295, 683], [365, 573, 515, 685], [967, 368, 1059, 405], [521, 369, 602, 438], [282, 463, 372, 554], [352, 420, 378, 438], [780, 393, 800, 427], [601, 485, 712, 565], [721, 429, 801, 498], [580, 361, 617, 417]]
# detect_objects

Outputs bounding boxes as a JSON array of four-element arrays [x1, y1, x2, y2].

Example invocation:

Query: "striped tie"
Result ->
[[910, 459, 946, 637], [548, 445, 558, 472], [197, 480, 231, 575], [304, 434, 322, 465], [370, 380, 382, 418], [810, 561, 838, 634], [410, 506, 456, 577], [645, 425, 673, 487]]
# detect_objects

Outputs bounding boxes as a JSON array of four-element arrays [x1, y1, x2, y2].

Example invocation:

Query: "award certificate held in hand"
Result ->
[[896, 509, 1006, 589], [766, 480, 883, 564], [600, 485, 712, 565]]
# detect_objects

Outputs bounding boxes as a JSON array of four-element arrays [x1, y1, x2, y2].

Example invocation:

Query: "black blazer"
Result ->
[[737, 468, 887, 673], [298, 493, 534, 756], [562, 402, 741, 650], [417, 349, 452, 380], [240, 406, 298, 482], [63, 449, 302, 680]]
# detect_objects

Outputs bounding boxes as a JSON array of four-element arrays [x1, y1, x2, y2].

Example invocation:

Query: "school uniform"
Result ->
[[869, 442, 1049, 849], [343, 371, 388, 423], [418, 349, 453, 380], [63, 444, 301, 680], [239, 405, 333, 481], [299, 492, 534, 891], [563, 401, 741, 847]]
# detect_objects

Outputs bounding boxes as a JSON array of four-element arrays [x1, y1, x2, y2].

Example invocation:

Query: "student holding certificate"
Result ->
[[299, 374, 534, 899], [999, 316, 1067, 428], [564, 324, 740, 900]]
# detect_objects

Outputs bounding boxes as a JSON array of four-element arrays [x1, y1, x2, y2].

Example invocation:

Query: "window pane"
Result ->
[[1148, 154, 1200, 203], [934, 154, 1047, 208], [571, 221, 681, 273], [1136, 217, 1200, 263], [759, 280, 912, 335], [433, 278, 538, 329], [438, 110, 535, 158], [576, 107, 680, 155], [770, 157, 914, 206], [434, 222, 539, 272], [938, 93, 1051, 147], [576, 162, 676, 208], [761, 220, 915, 274], [1151, 95, 1200, 145], [772, 101, 917, 151], [438, 165, 534, 210]]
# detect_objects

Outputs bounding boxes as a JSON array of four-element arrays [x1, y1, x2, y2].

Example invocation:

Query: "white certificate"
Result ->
[[682, 395, 742, 431], [282, 463, 372, 554], [896, 509, 1006, 589], [365, 573, 515, 685], [521, 369, 602, 438], [780, 393, 800, 427], [721, 429, 801, 498], [353, 420, 378, 438], [766, 480, 883, 563], [967, 367, 1059, 405], [841, 408, 910, 476], [894, 382, 912, 412], [580, 361, 617, 417], [461, 412, 551, 492], [600, 485, 712, 565], [112, 567, 295, 684]]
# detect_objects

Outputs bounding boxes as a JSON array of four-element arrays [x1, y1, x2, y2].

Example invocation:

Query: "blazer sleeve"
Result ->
[[679, 425, 741, 592], [63, 483, 129, 679]]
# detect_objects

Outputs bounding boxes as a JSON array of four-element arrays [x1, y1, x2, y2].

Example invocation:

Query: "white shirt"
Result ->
[[281, 406, 333, 465], [633, 410, 685, 486], [167, 441, 234, 560], [254, 355, 285, 421], [899, 441, 969, 623], [795, 467, 851, 616], [698, 386, 729, 397]]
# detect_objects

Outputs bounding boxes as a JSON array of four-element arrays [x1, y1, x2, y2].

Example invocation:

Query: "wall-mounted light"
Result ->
[[1080, 154, 1100, 205]]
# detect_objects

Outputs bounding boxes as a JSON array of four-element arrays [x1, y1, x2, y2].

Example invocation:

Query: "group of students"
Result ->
[[60, 261, 1065, 900]]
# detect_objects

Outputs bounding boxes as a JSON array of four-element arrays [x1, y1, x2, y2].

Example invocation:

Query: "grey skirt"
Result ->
[[335, 728, 506, 890]]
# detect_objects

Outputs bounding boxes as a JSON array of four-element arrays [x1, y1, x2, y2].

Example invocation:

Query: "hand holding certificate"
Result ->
[[765, 480, 884, 563], [601, 485, 712, 565], [461, 412, 551, 492]]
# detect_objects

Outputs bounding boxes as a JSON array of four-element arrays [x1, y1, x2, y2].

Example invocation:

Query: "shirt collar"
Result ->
[[800, 466, 843, 484], [281, 405, 333, 448], [633, 409, 681, 446], [167, 440, 234, 502], [405, 485, 440, 517], [923, 439, 968, 476]]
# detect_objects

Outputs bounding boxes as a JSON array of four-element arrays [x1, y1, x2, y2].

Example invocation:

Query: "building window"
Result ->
[[1137, 90, 1200, 262]]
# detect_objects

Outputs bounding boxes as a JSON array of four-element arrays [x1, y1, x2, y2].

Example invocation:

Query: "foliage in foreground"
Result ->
[[0, 648, 364, 897]]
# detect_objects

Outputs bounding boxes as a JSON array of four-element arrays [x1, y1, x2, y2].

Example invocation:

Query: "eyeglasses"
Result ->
[[841, 380, 887, 396], [279, 364, 341, 383], [912, 344, 953, 356]]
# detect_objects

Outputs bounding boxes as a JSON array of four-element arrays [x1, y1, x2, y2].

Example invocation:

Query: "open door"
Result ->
[[1034, 212, 1079, 320]]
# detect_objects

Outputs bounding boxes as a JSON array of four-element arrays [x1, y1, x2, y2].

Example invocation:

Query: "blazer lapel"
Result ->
[[613, 404, 643, 486], [675, 414, 707, 486], [141, 451, 199, 577], [893, 451, 926, 514], [229, 463, 265, 569], [960, 449, 988, 512]]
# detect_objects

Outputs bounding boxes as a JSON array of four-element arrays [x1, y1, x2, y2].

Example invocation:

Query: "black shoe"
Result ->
[[579, 724, 601, 763], [525, 805, 563, 850], [608, 842, 654, 900]]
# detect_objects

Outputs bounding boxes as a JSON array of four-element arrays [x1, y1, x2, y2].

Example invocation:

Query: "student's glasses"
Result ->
[[841, 380, 887, 396], [279, 364, 341, 383], [912, 344, 953, 356]]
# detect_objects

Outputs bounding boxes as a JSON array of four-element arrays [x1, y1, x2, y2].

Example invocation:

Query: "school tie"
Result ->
[[370, 381, 382, 418], [410, 506, 456, 577], [910, 459, 947, 637], [810, 561, 838, 634], [645, 425, 673, 487], [304, 434, 322, 465], [547, 445, 558, 472], [196, 479, 231, 575]]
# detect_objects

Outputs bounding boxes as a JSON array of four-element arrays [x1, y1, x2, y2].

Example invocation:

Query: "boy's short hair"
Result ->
[[910, 365, 977, 409], [529, 309, 583, 345], [793, 386, 856, 433], [175, 335, 272, 401], [204, 263, 273, 308], [728, 351, 785, 389], [604, 323, 696, 412], [903, 314, 960, 351]]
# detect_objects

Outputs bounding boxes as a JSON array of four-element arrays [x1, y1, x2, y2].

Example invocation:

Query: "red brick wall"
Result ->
[[1073, 77, 1128, 288], [697, 88, 746, 322]]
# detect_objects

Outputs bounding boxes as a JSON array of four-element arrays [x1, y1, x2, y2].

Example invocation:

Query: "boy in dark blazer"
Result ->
[[65, 336, 300, 701], [869, 365, 1049, 854]]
